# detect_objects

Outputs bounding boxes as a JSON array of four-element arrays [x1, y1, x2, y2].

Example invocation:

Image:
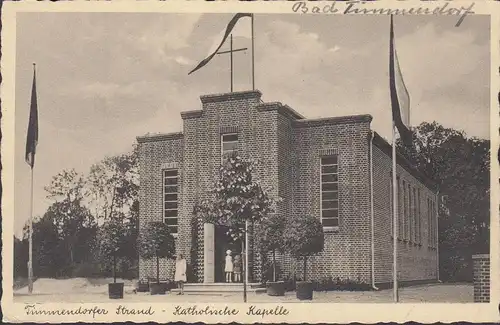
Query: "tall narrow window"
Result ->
[[407, 183, 411, 241], [163, 169, 179, 235], [402, 180, 407, 241], [417, 188, 421, 244], [427, 198, 432, 247], [389, 173, 393, 237], [221, 133, 238, 161], [412, 187, 417, 243], [397, 177, 401, 239], [409, 185, 413, 243], [432, 200, 436, 248], [321, 156, 339, 228]]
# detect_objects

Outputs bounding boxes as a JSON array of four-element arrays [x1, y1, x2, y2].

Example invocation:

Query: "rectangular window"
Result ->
[[427, 197, 432, 248], [163, 169, 179, 234], [409, 185, 413, 243], [402, 181, 407, 241], [430, 199, 434, 248], [432, 200, 436, 248], [406, 183, 411, 241], [321, 155, 339, 228], [389, 174, 393, 237], [398, 178, 402, 240], [417, 188, 421, 244], [413, 188, 417, 244], [221, 133, 238, 161]]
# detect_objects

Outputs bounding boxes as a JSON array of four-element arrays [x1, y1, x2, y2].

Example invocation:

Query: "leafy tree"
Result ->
[[22, 213, 63, 277], [138, 221, 175, 284], [397, 121, 490, 281], [196, 154, 278, 239], [193, 154, 279, 301], [14, 236, 28, 279], [44, 169, 86, 203], [255, 213, 286, 282], [44, 198, 97, 266], [86, 147, 139, 224], [284, 215, 324, 282]]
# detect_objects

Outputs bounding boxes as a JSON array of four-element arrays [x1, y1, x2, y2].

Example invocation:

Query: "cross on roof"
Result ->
[[216, 34, 248, 92]]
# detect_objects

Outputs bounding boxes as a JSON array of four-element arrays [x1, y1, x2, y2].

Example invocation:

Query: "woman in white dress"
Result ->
[[174, 254, 187, 295], [225, 250, 233, 283]]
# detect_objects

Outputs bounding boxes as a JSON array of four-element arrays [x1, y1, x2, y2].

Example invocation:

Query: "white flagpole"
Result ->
[[392, 122, 399, 302], [28, 166, 34, 294]]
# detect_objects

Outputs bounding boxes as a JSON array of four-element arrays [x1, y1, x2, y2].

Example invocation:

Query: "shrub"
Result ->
[[312, 276, 372, 292], [283, 215, 324, 281], [138, 221, 175, 284], [255, 213, 286, 282], [98, 219, 129, 283], [71, 262, 102, 278]]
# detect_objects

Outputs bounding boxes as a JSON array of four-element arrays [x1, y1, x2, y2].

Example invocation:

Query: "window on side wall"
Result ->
[[163, 169, 179, 235], [320, 155, 339, 229]]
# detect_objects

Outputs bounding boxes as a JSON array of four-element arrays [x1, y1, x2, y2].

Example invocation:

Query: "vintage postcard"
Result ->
[[1, 0, 499, 323]]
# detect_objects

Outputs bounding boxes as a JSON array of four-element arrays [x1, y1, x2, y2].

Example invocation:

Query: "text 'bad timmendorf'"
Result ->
[[292, 1, 475, 27]]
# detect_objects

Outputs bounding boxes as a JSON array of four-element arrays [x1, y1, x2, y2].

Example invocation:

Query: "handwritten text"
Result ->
[[292, 1, 475, 27]]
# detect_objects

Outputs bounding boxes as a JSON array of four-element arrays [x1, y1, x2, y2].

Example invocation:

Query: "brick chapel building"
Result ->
[[137, 90, 439, 286]]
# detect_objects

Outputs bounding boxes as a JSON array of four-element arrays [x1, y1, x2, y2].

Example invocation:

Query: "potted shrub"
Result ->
[[256, 213, 286, 296], [284, 215, 324, 300], [139, 221, 175, 295], [99, 219, 128, 299]]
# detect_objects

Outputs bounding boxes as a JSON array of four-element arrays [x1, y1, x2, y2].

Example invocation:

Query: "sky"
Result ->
[[14, 12, 490, 236]]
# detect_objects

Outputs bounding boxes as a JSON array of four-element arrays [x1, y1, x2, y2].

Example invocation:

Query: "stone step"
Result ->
[[171, 283, 266, 294]]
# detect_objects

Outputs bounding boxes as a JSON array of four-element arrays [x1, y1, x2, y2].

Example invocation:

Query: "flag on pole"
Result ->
[[389, 15, 412, 146], [207, 15, 251, 56], [189, 13, 253, 75], [25, 65, 38, 169]]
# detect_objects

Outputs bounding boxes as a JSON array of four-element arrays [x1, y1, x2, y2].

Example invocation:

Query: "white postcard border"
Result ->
[[1, 0, 499, 323]]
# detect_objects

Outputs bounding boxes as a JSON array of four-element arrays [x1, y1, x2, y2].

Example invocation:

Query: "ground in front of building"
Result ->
[[13, 278, 473, 303]]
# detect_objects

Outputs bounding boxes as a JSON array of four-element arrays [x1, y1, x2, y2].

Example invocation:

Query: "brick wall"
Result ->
[[182, 91, 280, 283], [371, 143, 438, 284], [290, 116, 373, 283], [473, 254, 490, 302], [136, 133, 183, 281], [137, 90, 438, 285]]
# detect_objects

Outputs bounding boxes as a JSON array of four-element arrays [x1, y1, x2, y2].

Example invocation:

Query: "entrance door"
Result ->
[[214, 225, 242, 282]]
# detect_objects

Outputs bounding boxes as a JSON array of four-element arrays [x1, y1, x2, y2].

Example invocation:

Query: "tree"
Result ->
[[44, 198, 97, 267], [98, 219, 128, 283], [44, 169, 86, 203], [22, 213, 63, 277], [213, 155, 276, 236], [397, 121, 490, 281], [86, 147, 139, 224], [255, 213, 286, 282], [138, 221, 175, 283], [14, 236, 28, 279], [284, 215, 324, 282], [193, 154, 279, 301]]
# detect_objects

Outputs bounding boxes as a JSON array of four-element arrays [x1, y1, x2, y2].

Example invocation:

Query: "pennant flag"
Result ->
[[206, 14, 251, 56], [25, 65, 39, 169], [189, 13, 253, 75], [389, 15, 412, 146]]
